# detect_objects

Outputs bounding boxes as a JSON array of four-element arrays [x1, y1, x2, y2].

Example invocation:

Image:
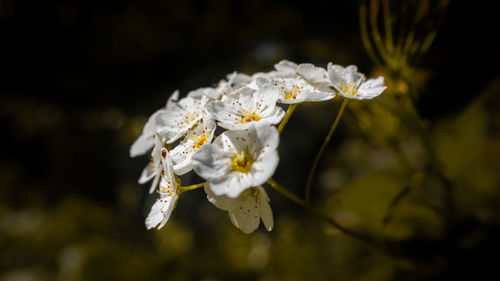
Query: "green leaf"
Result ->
[[328, 172, 403, 233]]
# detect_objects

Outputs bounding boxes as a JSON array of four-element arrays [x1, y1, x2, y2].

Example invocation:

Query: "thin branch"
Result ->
[[278, 104, 298, 134], [179, 182, 206, 193], [305, 98, 348, 202]]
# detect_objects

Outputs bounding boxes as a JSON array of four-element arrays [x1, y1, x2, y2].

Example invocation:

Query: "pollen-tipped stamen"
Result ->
[[194, 135, 207, 149], [339, 82, 358, 96], [241, 113, 260, 123], [231, 151, 254, 173], [285, 85, 300, 100]]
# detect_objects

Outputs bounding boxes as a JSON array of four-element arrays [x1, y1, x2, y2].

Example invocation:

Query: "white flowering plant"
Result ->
[[130, 60, 386, 238]]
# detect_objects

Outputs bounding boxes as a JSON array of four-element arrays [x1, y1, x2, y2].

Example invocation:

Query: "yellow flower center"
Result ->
[[284, 85, 300, 100], [339, 82, 358, 96], [231, 151, 254, 173], [241, 113, 260, 123], [194, 135, 207, 149]]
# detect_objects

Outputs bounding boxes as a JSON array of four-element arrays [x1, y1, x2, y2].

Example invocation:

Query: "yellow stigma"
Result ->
[[194, 135, 207, 149], [284, 85, 300, 100], [231, 151, 254, 173], [339, 82, 358, 96], [241, 113, 260, 123]]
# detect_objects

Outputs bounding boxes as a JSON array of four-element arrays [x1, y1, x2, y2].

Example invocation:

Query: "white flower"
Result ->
[[207, 83, 285, 130], [138, 134, 164, 193], [170, 117, 216, 175], [326, 63, 387, 100], [205, 184, 273, 234], [272, 77, 334, 104], [191, 124, 279, 198], [156, 95, 207, 143], [129, 91, 179, 157], [145, 148, 178, 230]]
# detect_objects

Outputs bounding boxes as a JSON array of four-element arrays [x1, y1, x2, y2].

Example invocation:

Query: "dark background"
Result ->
[[1, 1, 499, 280]]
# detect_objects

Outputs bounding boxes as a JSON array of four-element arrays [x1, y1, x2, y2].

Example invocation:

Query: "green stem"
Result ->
[[267, 178, 377, 245], [305, 99, 349, 202], [179, 182, 206, 193], [278, 104, 298, 134]]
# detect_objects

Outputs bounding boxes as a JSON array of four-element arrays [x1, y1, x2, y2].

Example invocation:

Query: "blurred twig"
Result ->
[[360, 0, 449, 83]]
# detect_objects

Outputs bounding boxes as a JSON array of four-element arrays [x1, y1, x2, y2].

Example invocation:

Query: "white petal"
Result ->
[[250, 150, 279, 187], [256, 85, 280, 115], [170, 140, 195, 175], [258, 106, 285, 126], [327, 63, 347, 85], [130, 134, 154, 158], [357, 76, 387, 99], [299, 90, 335, 103], [191, 144, 231, 181], [327, 63, 365, 88], [161, 149, 177, 190], [145, 201, 165, 230], [297, 63, 330, 84], [145, 193, 176, 230], [187, 87, 208, 98], [274, 60, 298, 76], [166, 90, 180, 109], [204, 183, 239, 211], [344, 65, 364, 85], [251, 124, 280, 152], [227, 72, 253, 89], [138, 163, 156, 184], [129, 109, 165, 157], [158, 196, 176, 229], [207, 101, 243, 130], [257, 186, 273, 231], [173, 157, 193, 176], [209, 173, 253, 198], [148, 173, 161, 194], [228, 192, 260, 234]]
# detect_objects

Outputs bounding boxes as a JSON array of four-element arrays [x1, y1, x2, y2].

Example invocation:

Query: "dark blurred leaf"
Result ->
[[432, 101, 486, 178]]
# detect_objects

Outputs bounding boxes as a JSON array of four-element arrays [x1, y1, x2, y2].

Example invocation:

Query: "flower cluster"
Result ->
[[130, 60, 386, 234]]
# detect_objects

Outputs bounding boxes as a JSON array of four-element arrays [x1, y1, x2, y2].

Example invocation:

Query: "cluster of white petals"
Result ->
[[130, 59, 386, 233], [145, 148, 177, 230]]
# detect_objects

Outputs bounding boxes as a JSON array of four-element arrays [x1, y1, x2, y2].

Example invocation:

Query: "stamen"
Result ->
[[284, 85, 300, 100], [231, 151, 254, 173], [194, 135, 208, 149], [241, 113, 260, 123], [339, 82, 358, 96]]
